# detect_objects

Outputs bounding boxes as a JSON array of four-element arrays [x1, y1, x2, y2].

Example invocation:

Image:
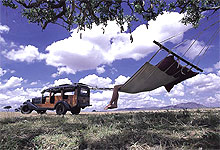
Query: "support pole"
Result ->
[[153, 40, 203, 72]]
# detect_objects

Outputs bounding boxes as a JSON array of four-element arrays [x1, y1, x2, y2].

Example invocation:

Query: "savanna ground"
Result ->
[[0, 109, 219, 150]]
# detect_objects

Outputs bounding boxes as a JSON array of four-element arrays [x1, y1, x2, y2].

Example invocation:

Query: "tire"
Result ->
[[21, 104, 32, 114], [56, 103, 67, 115], [37, 110, 46, 114], [71, 107, 81, 115]]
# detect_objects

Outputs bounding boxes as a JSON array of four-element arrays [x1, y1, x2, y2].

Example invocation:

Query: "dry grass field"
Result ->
[[0, 108, 219, 150]]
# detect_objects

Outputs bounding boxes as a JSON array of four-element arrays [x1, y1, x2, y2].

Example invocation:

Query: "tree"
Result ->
[[3, 105, 12, 111], [2, 0, 220, 32]]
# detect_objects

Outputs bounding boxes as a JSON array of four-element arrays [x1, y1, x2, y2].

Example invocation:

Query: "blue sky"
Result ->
[[0, 4, 219, 111]]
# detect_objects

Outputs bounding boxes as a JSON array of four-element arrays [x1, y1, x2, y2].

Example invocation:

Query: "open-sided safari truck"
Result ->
[[20, 83, 91, 115]]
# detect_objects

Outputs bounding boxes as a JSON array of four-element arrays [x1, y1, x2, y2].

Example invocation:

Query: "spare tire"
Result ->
[[21, 104, 32, 114], [56, 103, 67, 115]]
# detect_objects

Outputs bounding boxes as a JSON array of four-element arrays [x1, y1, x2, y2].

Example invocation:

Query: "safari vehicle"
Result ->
[[20, 83, 91, 115]]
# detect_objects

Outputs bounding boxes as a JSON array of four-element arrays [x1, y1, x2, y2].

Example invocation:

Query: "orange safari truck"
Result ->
[[20, 83, 91, 115]]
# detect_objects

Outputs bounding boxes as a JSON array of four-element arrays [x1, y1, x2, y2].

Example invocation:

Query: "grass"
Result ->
[[0, 109, 219, 150]]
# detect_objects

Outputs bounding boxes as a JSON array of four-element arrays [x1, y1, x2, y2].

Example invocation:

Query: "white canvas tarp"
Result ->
[[120, 62, 176, 93]]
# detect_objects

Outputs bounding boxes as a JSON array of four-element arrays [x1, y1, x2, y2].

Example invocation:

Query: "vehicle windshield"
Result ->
[[80, 87, 89, 96], [42, 92, 50, 97]]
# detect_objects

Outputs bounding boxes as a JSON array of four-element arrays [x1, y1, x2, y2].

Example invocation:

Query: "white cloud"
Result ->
[[53, 78, 72, 86], [204, 67, 214, 73], [114, 75, 130, 85], [0, 36, 6, 44], [170, 98, 189, 105], [44, 12, 191, 75], [80, 74, 169, 111], [110, 67, 118, 74], [166, 83, 185, 97], [96, 65, 105, 74], [0, 76, 23, 90], [30, 81, 38, 86], [0, 68, 16, 76], [217, 70, 220, 76], [79, 74, 112, 88], [0, 23, 9, 44], [0, 87, 42, 110], [206, 97, 217, 103], [215, 93, 220, 100], [3, 45, 46, 63], [148, 87, 166, 96], [176, 40, 207, 60], [0, 24, 10, 33], [0, 67, 7, 76], [184, 73, 220, 93], [87, 90, 167, 111], [214, 61, 220, 69], [51, 66, 76, 77]]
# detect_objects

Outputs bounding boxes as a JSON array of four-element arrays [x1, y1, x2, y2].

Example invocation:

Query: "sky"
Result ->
[[0, 4, 220, 112]]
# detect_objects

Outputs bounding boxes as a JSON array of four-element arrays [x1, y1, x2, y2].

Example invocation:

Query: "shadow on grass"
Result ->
[[0, 110, 219, 149], [79, 111, 220, 149], [0, 115, 88, 149]]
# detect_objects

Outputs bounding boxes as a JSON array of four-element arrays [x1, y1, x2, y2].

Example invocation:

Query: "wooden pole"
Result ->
[[153, 40, 203, 72]]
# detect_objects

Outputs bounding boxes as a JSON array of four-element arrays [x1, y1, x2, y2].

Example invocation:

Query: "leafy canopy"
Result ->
[[2, 0, 220, 32]]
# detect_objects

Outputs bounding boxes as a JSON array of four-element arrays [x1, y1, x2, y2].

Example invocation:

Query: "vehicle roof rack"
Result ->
[[41, 83, 89, 93]]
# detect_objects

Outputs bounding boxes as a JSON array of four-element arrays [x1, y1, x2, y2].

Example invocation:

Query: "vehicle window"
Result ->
[[65, 92, 74, 95], [80, 88, 88, 96], [55, 93, 61, 96], [43, 92, 50, 97]]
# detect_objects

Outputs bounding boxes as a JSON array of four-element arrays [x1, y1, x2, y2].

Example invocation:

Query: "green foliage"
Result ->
[[2, 0, 220, 32], [0, 109, 219, 149]]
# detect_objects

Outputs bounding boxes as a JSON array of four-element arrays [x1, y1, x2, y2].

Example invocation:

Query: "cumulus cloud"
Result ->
[[184, 73, 220, 94], [81, 70, 220, 111], [217, 70, 220, 76], [214, 61, 220, 69], [206, 96, 217, 103], [0, 87, 42, 110], [114, 75, 130, 85], [176, 40, 207, 60], [166, 83, 185, 97], [0, 23, 9, 44], [53, 78, 73, 86], [2, 45, 46, 63], [96, 65, 105, 74], [79, 74, 168, 111], [204, 67, 214, 73], [0, 67, 7, 76], [79, 74, 112, 88], [169, 98, 189, 105], [51, 66, 76, 77], [44, 12, 192, 75], [0, 24, 9, 33], [30, 81, 38, 86], [0, 76, 23, 90]]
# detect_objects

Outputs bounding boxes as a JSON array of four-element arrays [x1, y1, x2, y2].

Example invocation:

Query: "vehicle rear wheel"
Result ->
[[71, 107, 81, 115], [56, 103, 67, 115], [21, 104, 32, 114], [37, 110, 46, 114]]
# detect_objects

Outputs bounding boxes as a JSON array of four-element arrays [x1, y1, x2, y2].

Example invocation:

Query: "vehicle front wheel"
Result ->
[[37, 110, 46, 114], [71, 107, 81, 115], [56, 103, 67, 115], [21, 104, 32, 114]]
